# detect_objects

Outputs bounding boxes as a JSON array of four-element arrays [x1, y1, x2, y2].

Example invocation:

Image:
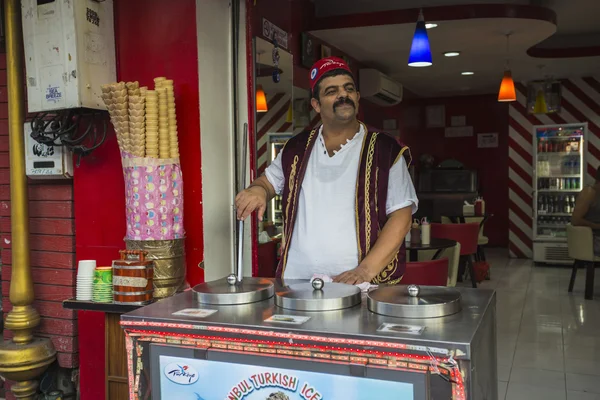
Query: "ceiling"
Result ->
[[309, 0, 600, 97]]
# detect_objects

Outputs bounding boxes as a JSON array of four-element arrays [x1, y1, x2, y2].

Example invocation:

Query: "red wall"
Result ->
[[396, 95, 510, 247], [76, 1, 202, 398]]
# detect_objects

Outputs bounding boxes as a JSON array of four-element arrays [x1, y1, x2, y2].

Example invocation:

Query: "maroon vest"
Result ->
[[276, 123, 411, 284]]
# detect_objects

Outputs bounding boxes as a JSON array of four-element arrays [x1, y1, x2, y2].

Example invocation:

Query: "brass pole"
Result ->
[[0, 0, 56, 398]]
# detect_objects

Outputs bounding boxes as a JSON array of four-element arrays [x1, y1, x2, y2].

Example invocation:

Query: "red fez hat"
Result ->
[[309, 57, 353, 91]]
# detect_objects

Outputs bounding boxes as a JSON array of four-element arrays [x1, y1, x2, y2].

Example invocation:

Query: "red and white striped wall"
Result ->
[[508, 76, 600, 258], [256, 92, 321, 176]]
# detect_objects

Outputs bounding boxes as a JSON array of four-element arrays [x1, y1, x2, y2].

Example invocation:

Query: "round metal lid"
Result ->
[[367, 285, 461, 318], [275, 280, 361, 311], [192, 277, 274, 305]]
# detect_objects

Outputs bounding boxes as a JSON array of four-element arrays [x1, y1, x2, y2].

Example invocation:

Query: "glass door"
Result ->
[[534, 123, 587, 241]]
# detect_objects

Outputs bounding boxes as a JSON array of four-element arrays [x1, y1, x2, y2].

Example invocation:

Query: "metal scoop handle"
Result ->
[[235, 123, 249, 283]]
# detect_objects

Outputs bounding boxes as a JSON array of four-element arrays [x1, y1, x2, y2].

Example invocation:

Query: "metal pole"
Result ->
[[236, 123, 248, 283], [0, 0, 56, 398]]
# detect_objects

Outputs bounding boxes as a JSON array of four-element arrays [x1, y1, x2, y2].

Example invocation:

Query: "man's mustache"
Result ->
[[333, 97, 355, 112]]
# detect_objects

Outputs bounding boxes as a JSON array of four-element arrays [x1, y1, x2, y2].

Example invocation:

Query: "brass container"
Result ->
[[125, 239, 186, 299]]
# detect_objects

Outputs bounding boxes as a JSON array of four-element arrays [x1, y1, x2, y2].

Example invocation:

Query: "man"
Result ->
[[571, 166, 600, 254], [236, 57, 418, 284]]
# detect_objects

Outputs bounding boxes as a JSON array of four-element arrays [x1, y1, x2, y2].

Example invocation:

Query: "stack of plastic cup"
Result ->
[[93, 266, 113, 303], [76, 260, 96, 301]]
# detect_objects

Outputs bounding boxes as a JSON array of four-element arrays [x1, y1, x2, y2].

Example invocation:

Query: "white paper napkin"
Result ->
[[310, 273, 377, 292]]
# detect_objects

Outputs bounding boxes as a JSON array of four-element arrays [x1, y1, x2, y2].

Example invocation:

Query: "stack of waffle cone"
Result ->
[[145, 90, 159, 158], [101, 82, 130, 154], [101, 78, 180, 159], [128, 95, 145, 157], [126, 81, 140, 97], [163, 79, 180, 158], [157, 87, 170, 159]]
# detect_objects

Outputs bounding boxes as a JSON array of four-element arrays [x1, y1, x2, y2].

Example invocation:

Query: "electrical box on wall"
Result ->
[[22, 0, 116, 113], [24, 123, 73, 179]]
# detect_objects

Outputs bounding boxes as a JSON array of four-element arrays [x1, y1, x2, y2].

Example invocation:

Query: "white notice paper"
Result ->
[[477, 132, 499, 148], [377, 323, 425, 335], [445, 126, 473, 138], [264, 315, 311, 325], [172, 308, 218, 318]]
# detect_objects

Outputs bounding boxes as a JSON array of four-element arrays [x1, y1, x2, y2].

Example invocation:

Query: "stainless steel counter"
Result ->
[[123, 283, 495, 359], [121, 282, 497, 400]]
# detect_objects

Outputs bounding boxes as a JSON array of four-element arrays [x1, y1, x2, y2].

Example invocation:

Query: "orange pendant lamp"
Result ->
[[256, 85, 268, 112], [498, 70, 516, 102], [498, 34, 516, 102]]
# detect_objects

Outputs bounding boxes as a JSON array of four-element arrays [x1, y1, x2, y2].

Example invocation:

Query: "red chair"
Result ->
[[401, 258, 449, 286], [431, 222, 480, 288]]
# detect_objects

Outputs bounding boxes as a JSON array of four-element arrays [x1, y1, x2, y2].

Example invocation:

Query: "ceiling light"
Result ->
[[461, 71, 474, 75], [256, 85, 268, 112], [533, 89, 548, 114], [498, 70, 516, 102], [498, 34, 516, 102], [425, 23, 438, 29], [408, 10, 433, 68], [444, 51, 460, 57]]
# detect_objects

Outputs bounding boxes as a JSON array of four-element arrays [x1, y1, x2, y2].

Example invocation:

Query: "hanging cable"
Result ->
[[29, 108, 108, 166]]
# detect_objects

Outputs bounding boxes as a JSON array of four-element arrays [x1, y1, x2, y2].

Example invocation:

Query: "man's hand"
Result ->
[[333, 266, 374, 285], [235, 186, 268, 220]]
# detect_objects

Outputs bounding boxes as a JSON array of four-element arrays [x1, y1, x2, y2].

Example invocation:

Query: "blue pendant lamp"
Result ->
[[408, 10, 433, 67]]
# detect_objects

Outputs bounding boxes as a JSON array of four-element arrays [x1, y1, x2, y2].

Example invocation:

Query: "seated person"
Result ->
[[571, 167, 600, 254]]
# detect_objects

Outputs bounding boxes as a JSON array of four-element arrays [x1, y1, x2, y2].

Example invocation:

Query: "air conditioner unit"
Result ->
[[359, 69, 403, 107]]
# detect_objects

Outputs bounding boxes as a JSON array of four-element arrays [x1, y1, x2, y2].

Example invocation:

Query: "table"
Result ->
[[405, 238, 457, 262], [445, 213, 491, 225], [63, 300, 144, 399]]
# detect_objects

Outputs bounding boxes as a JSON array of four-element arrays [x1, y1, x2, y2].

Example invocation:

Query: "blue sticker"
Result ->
[[45, 85, 63, 104], [310, 68, 318, 80]]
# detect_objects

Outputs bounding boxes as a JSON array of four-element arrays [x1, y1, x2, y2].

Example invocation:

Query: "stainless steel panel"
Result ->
[[467, 293, 498, 400], [124, 281, 495, 358], [192, 277, 274, 305], [367, 285, 462, 318], [275, 281, 361, 311]]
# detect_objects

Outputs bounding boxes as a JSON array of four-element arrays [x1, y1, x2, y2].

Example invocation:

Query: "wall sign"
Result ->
[[444, 126, 473, 138], [262, 18, 288, 50], [159, 356, 416, 399], [425, 105, 445, 128], [478, 133, 499, 148], [451, 115, 466, 127], [301, 33, 315, 68]]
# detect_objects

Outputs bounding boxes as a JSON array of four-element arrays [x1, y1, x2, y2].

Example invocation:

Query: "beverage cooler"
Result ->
[[533, 122, 587, 264]]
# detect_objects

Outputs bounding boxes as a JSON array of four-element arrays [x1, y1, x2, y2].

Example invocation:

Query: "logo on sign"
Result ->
[[45, 85, 62, 104], [164, 362, 199, 385], [86, 8, 100, 26]]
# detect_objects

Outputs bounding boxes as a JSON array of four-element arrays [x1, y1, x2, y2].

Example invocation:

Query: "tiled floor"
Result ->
[[467, 249, 600, 400]]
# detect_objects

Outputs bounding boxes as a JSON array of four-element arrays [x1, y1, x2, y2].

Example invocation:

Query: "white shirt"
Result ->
[[265, 124, 418, 279]]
